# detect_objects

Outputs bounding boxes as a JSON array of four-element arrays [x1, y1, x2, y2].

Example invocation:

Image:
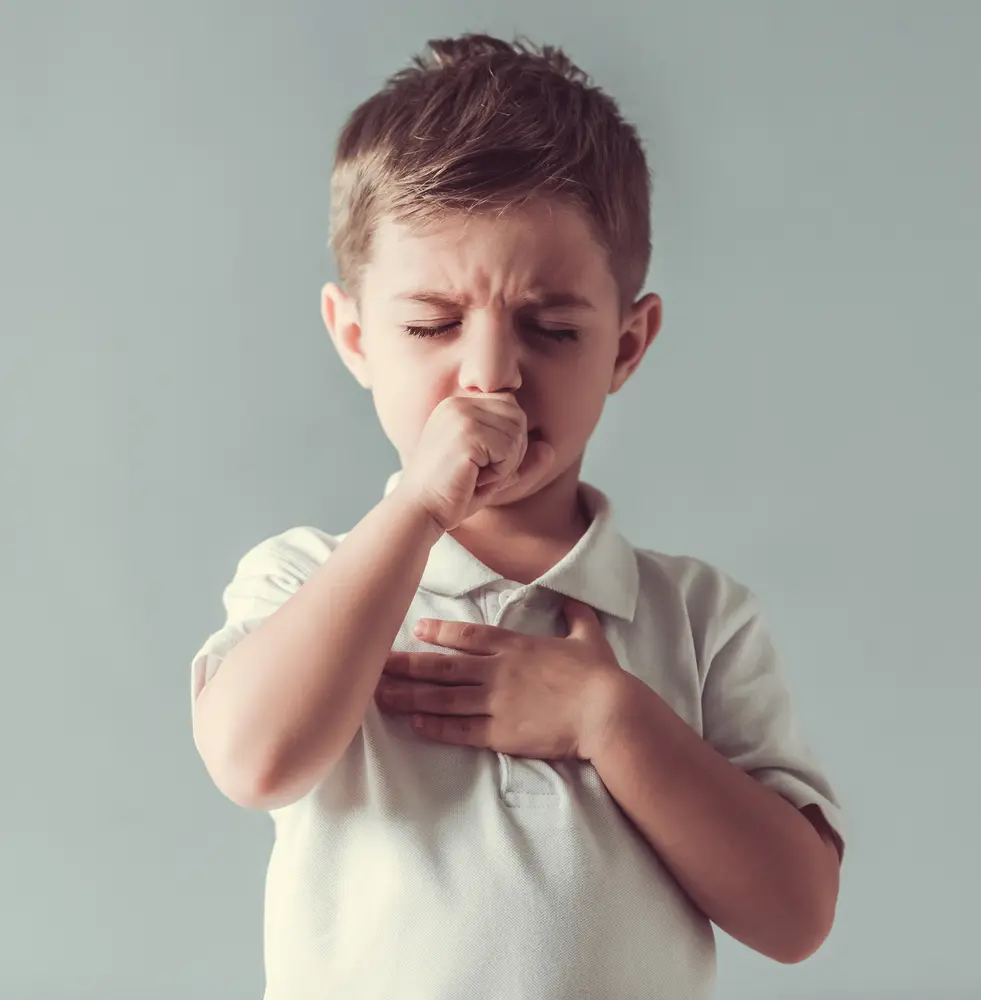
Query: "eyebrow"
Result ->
[[395, 290, 597, 312]]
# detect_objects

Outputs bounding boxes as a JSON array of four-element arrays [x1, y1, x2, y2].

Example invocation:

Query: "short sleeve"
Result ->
[[189, 526, 337, 712], [699, 581, 846, 862]]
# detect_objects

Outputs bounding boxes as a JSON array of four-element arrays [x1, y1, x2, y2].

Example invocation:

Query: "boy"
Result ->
[[190, 33, 845, 999]]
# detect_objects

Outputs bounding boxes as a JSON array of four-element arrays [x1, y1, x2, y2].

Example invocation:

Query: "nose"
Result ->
[[457, 321, 523, 394]]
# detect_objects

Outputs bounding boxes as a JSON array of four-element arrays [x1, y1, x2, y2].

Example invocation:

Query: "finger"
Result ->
[[384, 650, 485, 683], [563, 597, 604, 636], [412, 712, 492, 747], [414, 618, 503, 653], [386, 681, 486, 716], [382, 651, 412, 674], [382, 651, 425, 678]]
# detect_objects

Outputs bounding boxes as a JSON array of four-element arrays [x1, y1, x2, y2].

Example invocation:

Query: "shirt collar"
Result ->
[[383, 469, 639, 623]]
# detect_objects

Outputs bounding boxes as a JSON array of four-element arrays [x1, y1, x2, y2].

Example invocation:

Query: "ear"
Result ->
[[321, 281, 372, 389], [609, 293, 662, 395]]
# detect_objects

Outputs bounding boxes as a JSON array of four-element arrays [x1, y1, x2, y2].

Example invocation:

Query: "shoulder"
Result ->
[[633, 546, 760, 627], [630, 546, 767, 675], [232, 524, 343, 583]]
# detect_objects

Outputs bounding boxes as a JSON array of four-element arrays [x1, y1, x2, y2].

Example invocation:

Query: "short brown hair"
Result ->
[[328, 33, 653, 321]]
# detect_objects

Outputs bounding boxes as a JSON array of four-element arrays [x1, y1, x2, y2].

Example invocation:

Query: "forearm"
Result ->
[[586, 672, 839, 964], [196, 487, 443, 809]]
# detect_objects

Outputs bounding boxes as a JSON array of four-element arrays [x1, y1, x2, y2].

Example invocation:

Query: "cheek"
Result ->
[[558, 365, 611, 438], [371, 369, 446, 455]]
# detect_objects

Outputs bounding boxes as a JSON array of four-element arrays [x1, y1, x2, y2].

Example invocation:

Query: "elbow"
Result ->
[[211, 762, 272, 812], [231, 732, 347, 812], [249, 740, 345, 811], [773, 883, 838, 965], [194, 726, 268, 811], [775, 806, 841, 964], [192, 677, 353, 812], [201, 745, 301, 811], [193, 685, 279, 810], [774, 918, 833, 965]]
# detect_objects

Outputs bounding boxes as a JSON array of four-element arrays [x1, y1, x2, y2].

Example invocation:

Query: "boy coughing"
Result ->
[[191, 33, 844, 999]]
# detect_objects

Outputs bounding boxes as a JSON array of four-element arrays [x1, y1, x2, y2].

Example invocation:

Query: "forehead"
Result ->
[[364, 199, 616, 306]]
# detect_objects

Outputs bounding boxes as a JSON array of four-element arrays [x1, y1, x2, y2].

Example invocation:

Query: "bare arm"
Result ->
[[586, 672, 842, 965], [193, 487, 443, 809]]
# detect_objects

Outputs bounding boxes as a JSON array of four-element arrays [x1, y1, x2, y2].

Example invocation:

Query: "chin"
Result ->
[[505, 461, 565, 502]]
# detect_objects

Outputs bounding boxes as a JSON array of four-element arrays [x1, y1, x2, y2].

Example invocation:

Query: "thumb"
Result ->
[[562, 596, 601, 637]]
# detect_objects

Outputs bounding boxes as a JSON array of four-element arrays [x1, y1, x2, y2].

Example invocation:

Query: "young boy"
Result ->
[[190, 33, 845, 999]]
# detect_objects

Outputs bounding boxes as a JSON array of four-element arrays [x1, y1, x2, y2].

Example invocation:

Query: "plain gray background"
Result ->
[[3, 2, 978, 998]]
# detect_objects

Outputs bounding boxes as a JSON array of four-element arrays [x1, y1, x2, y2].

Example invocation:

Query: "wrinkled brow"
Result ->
[[395, 290, 597, 311]]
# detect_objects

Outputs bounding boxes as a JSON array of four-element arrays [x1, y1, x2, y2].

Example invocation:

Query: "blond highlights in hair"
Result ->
[[328, 34, 653, 321]]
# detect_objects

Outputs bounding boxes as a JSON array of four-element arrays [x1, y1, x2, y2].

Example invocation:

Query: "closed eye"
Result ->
[[404, 322, 578, 342]]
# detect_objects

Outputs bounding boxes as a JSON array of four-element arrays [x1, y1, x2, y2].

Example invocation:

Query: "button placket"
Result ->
[[490, 587, 566, 819]]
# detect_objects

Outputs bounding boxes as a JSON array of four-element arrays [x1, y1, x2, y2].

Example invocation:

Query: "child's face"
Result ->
[[323, 198, 660, 494]]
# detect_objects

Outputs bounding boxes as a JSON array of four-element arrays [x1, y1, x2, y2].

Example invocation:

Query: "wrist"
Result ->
[[579, 669, 633, 762], [388, 486, 446, 547]]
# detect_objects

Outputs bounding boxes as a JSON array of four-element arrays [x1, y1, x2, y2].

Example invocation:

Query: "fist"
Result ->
[[395, 392, 556, 532]]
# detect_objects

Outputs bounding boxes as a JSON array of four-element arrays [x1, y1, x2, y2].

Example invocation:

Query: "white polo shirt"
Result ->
[[191, 469, 845, 1000]]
